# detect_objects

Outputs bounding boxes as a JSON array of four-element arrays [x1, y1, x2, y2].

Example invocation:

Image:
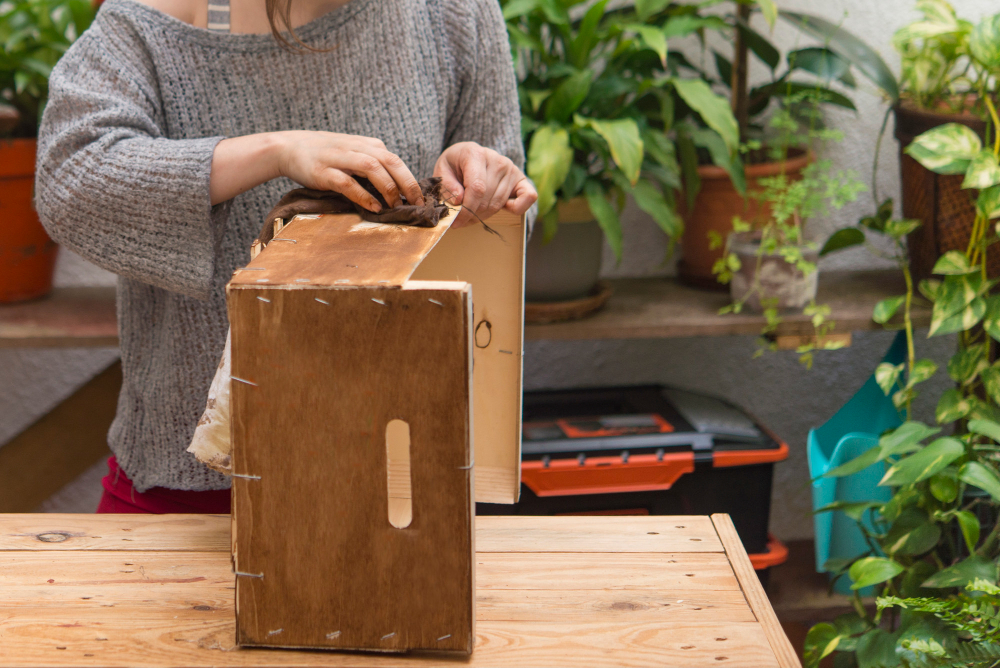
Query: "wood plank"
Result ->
[[524, 271, 930, 340], [229, 209, 457, 289], [712, 514, 801, 668], [0, 615, 780, 668], [475, 515, 723, 552], [0, 514, 230, 551], [0, 362, 119, 513], [410, 210, 525, 504], [228, 285, 474, 653], [0, 286, 118, 348], [476, 552, 740, 591]]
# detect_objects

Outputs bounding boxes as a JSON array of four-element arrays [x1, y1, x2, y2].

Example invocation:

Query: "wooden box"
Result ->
[[226, 207, 524, 653]]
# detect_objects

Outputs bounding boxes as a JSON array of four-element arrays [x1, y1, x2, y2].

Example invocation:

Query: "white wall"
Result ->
[[2, 0, 993, 539]]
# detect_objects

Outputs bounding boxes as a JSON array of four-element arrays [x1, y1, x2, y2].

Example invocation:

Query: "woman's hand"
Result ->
[[210, 131, 424, 211], [433, 142, 537, 228]]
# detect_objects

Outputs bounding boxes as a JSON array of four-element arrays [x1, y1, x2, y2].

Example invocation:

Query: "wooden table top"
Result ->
[[0, 513, 799, 668]]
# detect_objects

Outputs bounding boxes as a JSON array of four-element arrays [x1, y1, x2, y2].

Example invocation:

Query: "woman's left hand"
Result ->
[[433, 142, 537, 228]]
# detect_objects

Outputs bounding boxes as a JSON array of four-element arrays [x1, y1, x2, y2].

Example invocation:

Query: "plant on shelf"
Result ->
[[0, 0, 95, 137], [670, 0, 898, 288], [803, 97, 1000, 667]]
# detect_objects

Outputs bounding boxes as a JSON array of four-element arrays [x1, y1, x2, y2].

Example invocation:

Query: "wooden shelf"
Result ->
[[0, 271, 925, 348], [0, 287, 117, 348], [525, 270, 928, 341]]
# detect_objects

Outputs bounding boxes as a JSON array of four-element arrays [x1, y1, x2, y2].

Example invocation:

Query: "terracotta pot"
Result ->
[[728, 232, 818, 312], [0, 138, 58, 303], [894, 102, 993, 282], [678, 149, 813, 290], [524, 197, 603, 302]]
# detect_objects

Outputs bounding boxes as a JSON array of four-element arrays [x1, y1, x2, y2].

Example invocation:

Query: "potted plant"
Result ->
[[803, 106, 1000, 667], [674, 0, 899, 289], [890, 1, 1000, 283], [501, 0, 738, 306], [0, 0, 94, 302]]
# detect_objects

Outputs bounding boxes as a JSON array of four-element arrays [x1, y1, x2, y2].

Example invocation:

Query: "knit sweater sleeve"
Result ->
[[441, 0, 524, 171], [35, 8, 229, 300]]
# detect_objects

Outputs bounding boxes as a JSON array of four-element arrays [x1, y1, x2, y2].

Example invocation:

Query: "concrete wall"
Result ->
[[2, 0, 994, 538]]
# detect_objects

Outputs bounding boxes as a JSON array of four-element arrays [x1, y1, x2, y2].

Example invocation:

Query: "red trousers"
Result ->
[[96, 456, 231, 514]]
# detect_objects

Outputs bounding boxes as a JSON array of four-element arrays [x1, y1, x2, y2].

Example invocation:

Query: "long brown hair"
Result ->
[[265, 0, 333, 51]]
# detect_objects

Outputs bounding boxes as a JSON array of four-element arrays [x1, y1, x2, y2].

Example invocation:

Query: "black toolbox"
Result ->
[[477, 385, 789, 582]]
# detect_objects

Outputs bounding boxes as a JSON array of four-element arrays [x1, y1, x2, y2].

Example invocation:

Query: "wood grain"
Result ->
[[0, 362, 118, 512], [712, 514, 801, 668], [524, 271, 930, 340], [0, 514, 229, 551], [228, 285, 474, 653], [410, 210, 525, 504], [475, 515, 722, 552], [0, 287, 118, 348], [229, 209, 457, 289], [0, 514, 790, 668]]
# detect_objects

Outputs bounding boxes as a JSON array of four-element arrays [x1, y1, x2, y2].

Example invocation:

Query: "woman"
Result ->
[[35, 0, 535, 513]]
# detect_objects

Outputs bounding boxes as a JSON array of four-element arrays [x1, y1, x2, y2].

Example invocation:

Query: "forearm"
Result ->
[[209, 132, 286, 205]]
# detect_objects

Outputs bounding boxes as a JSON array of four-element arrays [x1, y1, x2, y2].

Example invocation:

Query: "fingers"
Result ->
[[340, 151, 401, 208], [316, 168, 383, 213], [457, 151, 491, 222], [374, 150, 424, 206], [505, 177, 538, 215]]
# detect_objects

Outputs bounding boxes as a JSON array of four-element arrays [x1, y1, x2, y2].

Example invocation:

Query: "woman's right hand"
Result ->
[[209, 131, 423, 210], [274, 131, 424, 212]]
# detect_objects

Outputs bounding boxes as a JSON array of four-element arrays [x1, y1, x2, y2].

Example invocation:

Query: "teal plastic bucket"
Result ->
[[807, 332, 905, 595]]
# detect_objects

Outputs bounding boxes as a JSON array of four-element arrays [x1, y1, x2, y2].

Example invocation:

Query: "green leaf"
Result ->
[[627, 24, 667, 67], [929, 471, 958, 503], [672, 78, 739, 156], [567, 0, 608, 69], [932, 250, 975, 275], [970, 13, 1000, 69], [526, 125, 574, 218], [676, 129, 699, 210], [880, 422, 941, 458], [757, 0, 778, 29], [736, 20, 780, 70], [905, 123, 983, 175], [584, 180, 622, 262], [501, 0, 537, 20], [963, 150, 1000, 190], [886, 519, 941, 556], [879, 437, 964, 486], [780, 10, 899, 101], [956, 510, 981, 553], [983, 295, 1000, 341], [875, 362, 904, 396], [634, 0, 670, 22], [873, 296, 905, 324], [909, 359, 938, 385], [982, 365, 1000, 404], [824, 445, 882, 478], [631, 179, 681, 239], [576, 116, 643, 185], [688, 126, 745, 195], [788, 47, 854, 86], [936, 389, 971, 424], [930, 296, 986, 337], [959, 461, 1000, 502], [849, 557, 904, 590], [948, 343, 988, 384], [922, 555, 997, 588], [803, 623, 840, 668], [545, 69, 593, 124], [969, 418, 1000, 442], [978, 185, 1000, 219], [856, 628, 901, 668], [820, 227, 865, 257], [815, 500, 882, 522], [884, 218, 921, 239]]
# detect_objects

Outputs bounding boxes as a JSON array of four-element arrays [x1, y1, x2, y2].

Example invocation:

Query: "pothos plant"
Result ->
[[893, 0, 1000, 117], [501, 0, 741, 259], [803, 99, 1000, 668], [0, 0, 95, 137]]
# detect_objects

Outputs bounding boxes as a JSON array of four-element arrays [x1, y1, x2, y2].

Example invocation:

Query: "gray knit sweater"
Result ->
[[36, 0, 524, 492]]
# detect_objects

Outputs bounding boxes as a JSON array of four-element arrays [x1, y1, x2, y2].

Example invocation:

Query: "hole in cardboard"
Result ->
[[386, 419, 413, 528]]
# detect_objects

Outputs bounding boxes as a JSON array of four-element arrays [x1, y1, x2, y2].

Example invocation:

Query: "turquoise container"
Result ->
[[807, 332, 905, 595]]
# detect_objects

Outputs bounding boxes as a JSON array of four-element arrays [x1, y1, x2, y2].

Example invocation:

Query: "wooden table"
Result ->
[[0, 513, 798, 668]]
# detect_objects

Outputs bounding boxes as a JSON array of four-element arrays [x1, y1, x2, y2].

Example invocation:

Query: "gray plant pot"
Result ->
[[729, 232, 818, 312], [525, 200, 603, 302]]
